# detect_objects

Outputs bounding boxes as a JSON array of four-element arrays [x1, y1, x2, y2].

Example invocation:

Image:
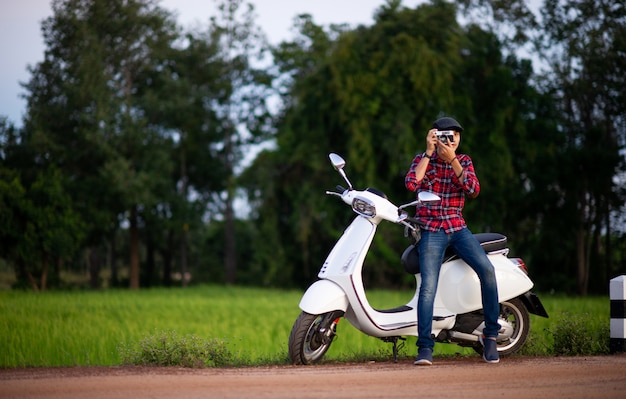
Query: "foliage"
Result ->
[[247, 0, 545, 288], [20, 0, 182, 289], [457, 1, 626, 295], [119, 329, 231, 367], [241, 0, 626, 293], [206, 0, 274, 284], [0, 0, 624, 293], [3, 0, 273, 290], [536, 0, 626, 295], [517, 294, 610, 356], [550, 313, 611, 356], [0, 164, 84, 290]]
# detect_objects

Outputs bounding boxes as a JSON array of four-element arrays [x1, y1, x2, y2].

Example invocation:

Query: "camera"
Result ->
[[435, 130, 455, 144]]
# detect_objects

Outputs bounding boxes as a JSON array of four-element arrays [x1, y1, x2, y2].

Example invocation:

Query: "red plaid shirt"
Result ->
[[405, 152, 480, 233]]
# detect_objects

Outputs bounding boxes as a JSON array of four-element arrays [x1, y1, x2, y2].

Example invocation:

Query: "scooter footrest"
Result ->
[[376, 305, 413, 313]]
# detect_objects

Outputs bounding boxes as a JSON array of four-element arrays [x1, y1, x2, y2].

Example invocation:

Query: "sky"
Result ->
[[0, 0, 426, 128]]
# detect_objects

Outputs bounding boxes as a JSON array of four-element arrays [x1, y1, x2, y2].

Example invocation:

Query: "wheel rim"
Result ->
[[497, 301, 525, 352], [303, 314, 336, 362]]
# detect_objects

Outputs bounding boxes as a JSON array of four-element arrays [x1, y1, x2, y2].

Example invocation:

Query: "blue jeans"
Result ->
[[416, 227, 501, 350]]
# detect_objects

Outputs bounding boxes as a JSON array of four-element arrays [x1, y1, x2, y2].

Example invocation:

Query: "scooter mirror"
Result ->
[[329, 153, 345, 171], [418, 191, 441, 204], [328, 153, 353, 190]]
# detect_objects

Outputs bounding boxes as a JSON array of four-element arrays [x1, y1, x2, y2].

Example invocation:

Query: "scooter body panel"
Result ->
[[310, 217, 420, 336], [433, 254, 534, 315], [299, 279, 349, 314], [318, 216, 376, 279]]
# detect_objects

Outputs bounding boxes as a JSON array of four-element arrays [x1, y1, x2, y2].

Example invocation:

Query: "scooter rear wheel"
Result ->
[[288, 311, 343, 365], [473, 297, 530, 357]]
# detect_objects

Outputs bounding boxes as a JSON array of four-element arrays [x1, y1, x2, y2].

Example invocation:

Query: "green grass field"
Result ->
[[0, 286, 610, 368]]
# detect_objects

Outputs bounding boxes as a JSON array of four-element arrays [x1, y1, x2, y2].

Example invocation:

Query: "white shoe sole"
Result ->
[[482, 355, 500, 364], [479, 335, 500, 364]]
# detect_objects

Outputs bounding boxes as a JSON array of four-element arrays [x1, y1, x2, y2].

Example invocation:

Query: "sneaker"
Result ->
[[480, 335, 500, 364], [413, 348, 433, 366]]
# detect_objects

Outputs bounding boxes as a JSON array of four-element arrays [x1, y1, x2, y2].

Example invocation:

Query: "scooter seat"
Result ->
[[473, 233, 507, 253], [401, 233, 508, 275]]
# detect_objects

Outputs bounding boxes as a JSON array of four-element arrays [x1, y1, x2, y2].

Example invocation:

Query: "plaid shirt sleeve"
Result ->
[[405, 153, 480, 233]]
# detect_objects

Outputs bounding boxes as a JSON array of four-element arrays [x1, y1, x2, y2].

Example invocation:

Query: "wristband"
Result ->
[[423, 152, 431, 159]]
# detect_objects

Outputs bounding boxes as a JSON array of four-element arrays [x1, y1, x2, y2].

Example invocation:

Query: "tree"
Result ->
[[207, 0, 273, 284], [0, 164, 84, 290], [141, 0, 274, 286], [9, 0, 276, 290], [539, 0, 626, 295], [245, 0, 539, 288], [460, 0, 626, 294], [23, 0, 179, 289], [137, 28, 229, 286]]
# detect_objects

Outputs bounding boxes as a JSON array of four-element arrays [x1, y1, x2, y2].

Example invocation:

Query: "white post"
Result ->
[[610, 275, 626, 353]]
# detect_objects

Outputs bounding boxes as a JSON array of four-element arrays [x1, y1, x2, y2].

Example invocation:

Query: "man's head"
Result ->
[[432, 117, 463, 133]]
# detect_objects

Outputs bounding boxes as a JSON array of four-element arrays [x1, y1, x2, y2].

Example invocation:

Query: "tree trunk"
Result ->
[[89, 247, 100, 289], [180, 225, 189, 286], [16, 259, 38, 291], [109, 232, 119, 287], [129, 206, 140, 289], [54, 256, 62, 289], [224, 196, 236, 284], [145, 231, 155, 288], [161, 230, 173, 287], [40, 250, 48, 291], [27, 271, 39, 292], [223, 118, 236, 284], [576, 228, 588, 296], [162, 250, 172, 287], [180, 141, 189, 287]]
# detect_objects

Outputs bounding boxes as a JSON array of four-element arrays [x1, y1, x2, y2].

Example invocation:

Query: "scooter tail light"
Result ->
[[510, 257, 529, 275]]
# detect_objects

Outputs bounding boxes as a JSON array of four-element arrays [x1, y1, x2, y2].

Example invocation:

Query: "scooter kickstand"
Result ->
[[381, 336, 406, 363]]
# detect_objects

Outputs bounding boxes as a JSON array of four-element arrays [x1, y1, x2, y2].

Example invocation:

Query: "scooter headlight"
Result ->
[[352, 196, 376, 217]]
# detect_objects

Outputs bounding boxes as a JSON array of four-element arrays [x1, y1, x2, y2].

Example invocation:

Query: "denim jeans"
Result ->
[[416, 227, 501, 350]]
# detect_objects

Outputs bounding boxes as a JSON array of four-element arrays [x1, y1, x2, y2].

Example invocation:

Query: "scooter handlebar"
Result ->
[[405, 216, 424, 227], [325, 185, 347, 197]]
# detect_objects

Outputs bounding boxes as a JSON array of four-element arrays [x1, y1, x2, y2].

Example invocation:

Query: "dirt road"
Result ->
[[2, 355, 626, 399]]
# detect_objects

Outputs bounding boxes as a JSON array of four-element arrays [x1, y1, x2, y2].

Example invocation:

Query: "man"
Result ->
[[404, 116, 500, 365]]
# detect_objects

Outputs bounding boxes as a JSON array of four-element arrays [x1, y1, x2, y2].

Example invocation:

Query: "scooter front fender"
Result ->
[[299, 280, 349, 315]]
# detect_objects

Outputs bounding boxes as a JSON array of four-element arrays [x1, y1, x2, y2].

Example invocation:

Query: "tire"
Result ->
[[288, 311, 343, 365], [473, 297, 530, 357]]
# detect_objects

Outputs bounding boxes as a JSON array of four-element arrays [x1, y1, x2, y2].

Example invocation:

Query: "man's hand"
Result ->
[[425, 129, 438, 155], [436, 140, 456, 163]]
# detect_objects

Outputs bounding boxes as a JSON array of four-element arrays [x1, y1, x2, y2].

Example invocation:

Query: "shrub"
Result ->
[[550, 313, 610, 356], [119, 330, 232, 367]]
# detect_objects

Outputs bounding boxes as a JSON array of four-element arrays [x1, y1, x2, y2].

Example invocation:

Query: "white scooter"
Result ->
[[288, 153, 548, 364]]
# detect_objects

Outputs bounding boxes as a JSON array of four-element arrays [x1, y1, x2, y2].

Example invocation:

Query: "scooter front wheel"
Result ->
[[288, 310, 343, 365]]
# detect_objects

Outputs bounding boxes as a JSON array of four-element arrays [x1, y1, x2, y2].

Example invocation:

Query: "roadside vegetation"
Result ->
[[0, 286, 610, 368]]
